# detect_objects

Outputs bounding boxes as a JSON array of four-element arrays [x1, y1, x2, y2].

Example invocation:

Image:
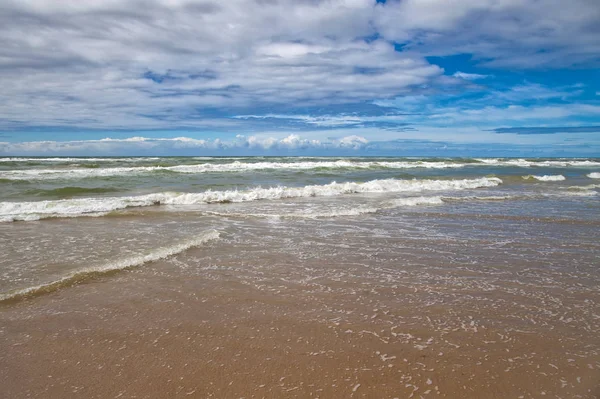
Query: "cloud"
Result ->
[[0, 134, 373, 155], [370, 83, 600, 129], [452, 72, 489, 80], [492, 126, 600, 135], [0, 0, 598, 133], [375, 0, 600, 68], [427, 104, 600, 125], [0, 0, 445, 130], [233, 113, 412, 129], [3, 132, 598, 157]]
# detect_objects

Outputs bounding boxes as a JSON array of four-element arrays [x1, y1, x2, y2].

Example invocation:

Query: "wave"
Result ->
[[588, 172, 600, 179], [205, 206, 381, 219], [0, 160, 466, 181], [566, 184, 600, 191], [24, 186, 121, 197], [442, 195, 519, 202], [207, 196, 446, 219], [2, 158, 600, 181], [476, 159, 600, 167], [0, 230, 220, 303], [0, 177, 502, 222], [548, 190, 598, 197], [523, 175, 566, 181]]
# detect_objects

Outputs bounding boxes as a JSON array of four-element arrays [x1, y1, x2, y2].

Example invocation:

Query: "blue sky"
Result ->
[[1, 0, 599, 156]]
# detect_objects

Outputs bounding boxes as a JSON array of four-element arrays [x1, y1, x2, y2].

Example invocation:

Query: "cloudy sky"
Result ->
[[1, 0, 599, 156]]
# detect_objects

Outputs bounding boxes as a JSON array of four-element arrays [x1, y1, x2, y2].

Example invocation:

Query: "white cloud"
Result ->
[[0, 0, 597, 133], [0, 0, 445, 130], [452, 72, 489, 80], [375, 0, 600, 68], [0, 134, 371, 155], [234, 113, 410, 127], [427, 104, 600, 124]]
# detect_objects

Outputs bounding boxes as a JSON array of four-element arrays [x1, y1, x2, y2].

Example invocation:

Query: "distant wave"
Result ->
[[0, 177, 502, 222], [523, 175, 566, 181], [1, 158, 599, 181], [588, 172, 600, 179], [476, 159, 600, 167], [0, 230, 220, 303], [24, 186, 121, 197], [0, 160, 466, 181]]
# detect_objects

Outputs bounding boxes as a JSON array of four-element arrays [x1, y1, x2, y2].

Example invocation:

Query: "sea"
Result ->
[[1, 156, 599, 397]]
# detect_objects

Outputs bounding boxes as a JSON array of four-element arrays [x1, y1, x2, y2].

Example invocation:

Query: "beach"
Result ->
[[1, 157, 599, 398]]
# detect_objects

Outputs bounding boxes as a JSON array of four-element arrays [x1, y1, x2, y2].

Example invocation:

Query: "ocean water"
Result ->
[[1, 156, 600, 397], [1, 156, 599, 301]]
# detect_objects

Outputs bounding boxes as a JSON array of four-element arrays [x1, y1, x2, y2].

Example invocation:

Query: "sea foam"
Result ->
[[588, 172, 600, 179], [523, 175, 566, 181], [208, 196, 447, 219], [0, 177, 502, 222], [0, 230, 220, 302], [0, 160, 465, 181], [476, 159, 600, 167], [2, 158, 599, 181]]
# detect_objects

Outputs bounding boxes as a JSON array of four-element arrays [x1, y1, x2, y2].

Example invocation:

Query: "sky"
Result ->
[[1, 0, 600, 156]]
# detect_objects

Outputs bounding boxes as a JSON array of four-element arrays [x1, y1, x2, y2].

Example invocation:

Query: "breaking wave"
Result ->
[[0, 230, 221, 303], [0, 177, 502, 222], [476, 159, 600, 167], [24, 186, 121, 197], [588, 172, 600, 179], [0, 160, 467, 181], [523, 175, 566, 181]]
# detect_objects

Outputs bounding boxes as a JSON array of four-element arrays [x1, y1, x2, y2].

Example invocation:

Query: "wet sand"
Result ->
[[1, 211, 600, 398]]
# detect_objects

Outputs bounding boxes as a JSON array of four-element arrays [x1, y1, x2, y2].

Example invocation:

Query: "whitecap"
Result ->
[[523, 175, 566, 181], [0, 177, 502, 222]]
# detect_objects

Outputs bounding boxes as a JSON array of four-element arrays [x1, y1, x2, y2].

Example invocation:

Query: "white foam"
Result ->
[[443, 195, 518, 202], [554, 190, 598, 197], [0, 230, 220, 301], [588, 172, 600, 179], [387, 196, 445, 207], [0, 177, 502, 222], [205, 207, 381, 219], [209, 196, 446, 219], [523, 175, 566, 181], [476, 159, 600, 167], [2, 158, 599, 180], [565, 184, 600, 191], [0, 160, 470, 180]]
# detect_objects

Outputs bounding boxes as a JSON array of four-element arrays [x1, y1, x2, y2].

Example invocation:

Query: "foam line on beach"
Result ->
[[0, 177, 503, 222], [206, 196, 447, 219], [0, 230, 221, 304]]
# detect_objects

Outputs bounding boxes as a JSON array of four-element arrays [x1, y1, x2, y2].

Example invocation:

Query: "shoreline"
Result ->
[[2, 215, 599, 398]]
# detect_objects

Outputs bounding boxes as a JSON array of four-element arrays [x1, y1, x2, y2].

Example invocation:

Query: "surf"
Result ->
[[0, 177, 503, 222]]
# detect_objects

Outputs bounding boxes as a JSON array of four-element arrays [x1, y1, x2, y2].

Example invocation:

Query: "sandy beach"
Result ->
[[2, 201, 599, 398]]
